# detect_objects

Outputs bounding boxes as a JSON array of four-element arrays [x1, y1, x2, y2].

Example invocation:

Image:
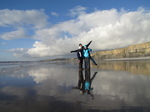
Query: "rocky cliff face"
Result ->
[[91, 42, 150, 60]]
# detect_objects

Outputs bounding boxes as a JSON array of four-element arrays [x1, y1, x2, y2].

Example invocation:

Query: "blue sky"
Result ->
[[0, 0, 150, 61]]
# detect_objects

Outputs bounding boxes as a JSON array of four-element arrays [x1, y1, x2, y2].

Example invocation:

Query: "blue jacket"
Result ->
[[83, 48, 92, 57]]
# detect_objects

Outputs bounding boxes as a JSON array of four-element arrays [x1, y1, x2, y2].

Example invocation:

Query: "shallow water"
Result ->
[[0, 60, 150, 112]]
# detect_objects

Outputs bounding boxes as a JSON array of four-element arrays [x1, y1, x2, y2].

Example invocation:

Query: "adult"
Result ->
[[83, 45, 92, 69]]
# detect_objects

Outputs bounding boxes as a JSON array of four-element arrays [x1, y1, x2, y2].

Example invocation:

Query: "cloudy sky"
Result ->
[[0, 0, 150, 61]]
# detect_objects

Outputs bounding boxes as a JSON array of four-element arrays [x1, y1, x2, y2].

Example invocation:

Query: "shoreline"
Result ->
[[103, 56, 150, 61], [1, 56, 150, 63]]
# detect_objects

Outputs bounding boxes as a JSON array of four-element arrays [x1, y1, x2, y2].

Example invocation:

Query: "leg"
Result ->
[[81, 58, 83, 69], [84, 58, 87, 69], [79, 58, 84, 69], [90, 56, 97, 65], [87, 57, 90, 69], [78, 58, 82, 69], [84, 57, 90, 69]]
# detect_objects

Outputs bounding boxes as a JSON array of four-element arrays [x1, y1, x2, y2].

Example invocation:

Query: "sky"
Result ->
[[0, 0, 150, 61]]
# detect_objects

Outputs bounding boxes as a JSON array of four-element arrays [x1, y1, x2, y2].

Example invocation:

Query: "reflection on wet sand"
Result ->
[[1, 61, 150, 112], [91, 60, 150, 75], [72, 69, 97, 99]]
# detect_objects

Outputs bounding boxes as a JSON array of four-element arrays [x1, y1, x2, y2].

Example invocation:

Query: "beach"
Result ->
[[0, 60, 150, 112]]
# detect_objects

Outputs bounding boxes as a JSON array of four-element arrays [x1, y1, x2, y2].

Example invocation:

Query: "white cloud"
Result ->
[[3, 7, 150, 59], [7, 48, 29, 58], [0, 9, 49, 40], [0, 9, 49, 29], [0, 28, 27, 40], [51, 12, 59, 16], [68, 6, 87, 17]]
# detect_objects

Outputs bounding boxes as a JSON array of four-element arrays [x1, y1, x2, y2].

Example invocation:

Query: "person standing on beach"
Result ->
[[79, 42, 97, 65], [70, 41, 92, 69], [83, 45, 92, 69], [70, 41, 97, 69], [77, 46, 84, 69]]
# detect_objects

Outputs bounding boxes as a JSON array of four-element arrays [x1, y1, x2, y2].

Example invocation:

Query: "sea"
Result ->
[[0, 59, 150, 112]]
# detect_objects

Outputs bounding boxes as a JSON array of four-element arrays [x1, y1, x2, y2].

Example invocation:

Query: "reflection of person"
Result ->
[[84, 69, 97, 99], [72, 68, 97, 99], [72, 69, 84, 94]]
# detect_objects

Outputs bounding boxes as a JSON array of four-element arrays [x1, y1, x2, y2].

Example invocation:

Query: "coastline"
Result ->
[[103, 56, 150, 61], [1, 56, 150, 63], [68, 56, 150, 63]]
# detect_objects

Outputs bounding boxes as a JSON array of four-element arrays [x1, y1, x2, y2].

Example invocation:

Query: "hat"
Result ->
[[84, 45, 87, 48]]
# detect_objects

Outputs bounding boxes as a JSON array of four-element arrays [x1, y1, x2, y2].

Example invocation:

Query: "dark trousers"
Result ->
[[78, 58, 83, 69], [84, 57, 90, 69]]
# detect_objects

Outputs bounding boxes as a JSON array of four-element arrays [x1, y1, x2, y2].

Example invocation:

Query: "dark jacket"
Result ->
[[77, 49, 84, 59]]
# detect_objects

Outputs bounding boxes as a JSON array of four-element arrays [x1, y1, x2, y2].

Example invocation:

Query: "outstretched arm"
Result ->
[[88, 48, 92, 52], [70, 49, 78, 53], [86, 41, 92, 47]]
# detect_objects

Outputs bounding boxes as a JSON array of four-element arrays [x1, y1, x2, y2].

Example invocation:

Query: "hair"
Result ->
[[79, 43, 82, 46]]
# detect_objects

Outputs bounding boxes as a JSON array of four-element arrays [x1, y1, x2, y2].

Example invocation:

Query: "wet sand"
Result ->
[[0, 60, 150, 112]]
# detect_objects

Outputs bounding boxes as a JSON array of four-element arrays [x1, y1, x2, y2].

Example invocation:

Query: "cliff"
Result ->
[[91, 42, 150, 60]]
